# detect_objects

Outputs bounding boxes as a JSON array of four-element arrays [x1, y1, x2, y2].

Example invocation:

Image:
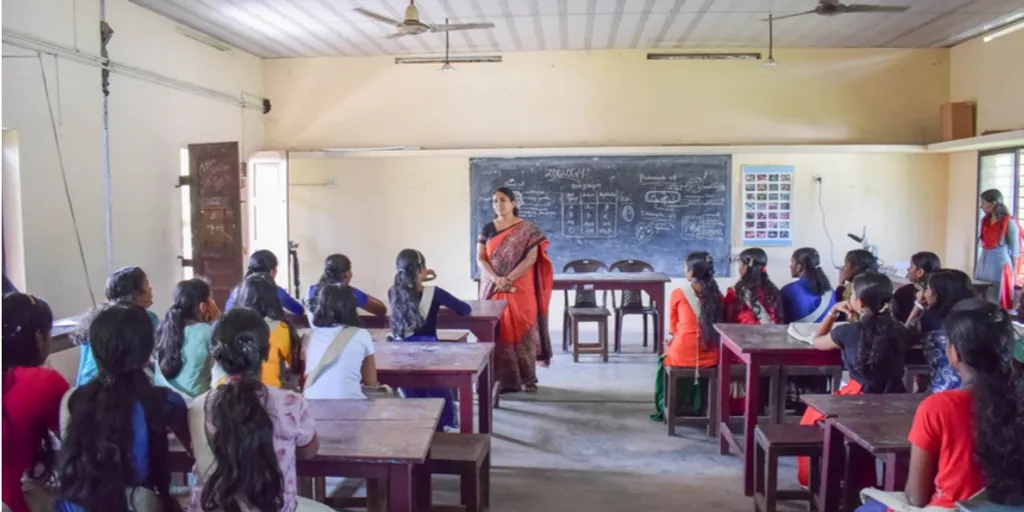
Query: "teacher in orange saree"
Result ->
[[477, 187, 555, 393]]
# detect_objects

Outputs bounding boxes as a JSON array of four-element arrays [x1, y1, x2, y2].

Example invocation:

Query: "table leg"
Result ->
[[478, 353, 494, 434], [819, 420, 846, 512], [650, 283, 666, 355], [458, 376, 474, 433], [718, 347, 732, 456], [388, 464, 414, 512], [742, 358, 762, 496], [414, 462, 432, 512], [845, 443, 872, 512]]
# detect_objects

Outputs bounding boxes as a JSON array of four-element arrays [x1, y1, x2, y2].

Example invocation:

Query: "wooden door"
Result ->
[[186, 142, 243, 307]]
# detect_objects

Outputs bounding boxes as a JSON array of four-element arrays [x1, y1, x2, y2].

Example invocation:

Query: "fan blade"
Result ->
[[385, 32, 411, 39], [353, 8, 402, 26], [763, 9, 816, 21], [430, 22, 496, 32], [842, 5, 910, 13]]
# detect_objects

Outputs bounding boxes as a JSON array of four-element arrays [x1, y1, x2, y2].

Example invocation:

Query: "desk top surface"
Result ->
[[715, 324, 831, 355], [801, 394, 925, 419], [830, 415, 914, 454], [374, 342, 494, 374]]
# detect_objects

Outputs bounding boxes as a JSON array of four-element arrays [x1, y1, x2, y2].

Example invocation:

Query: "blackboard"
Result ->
[[469, 155, 732, 278]]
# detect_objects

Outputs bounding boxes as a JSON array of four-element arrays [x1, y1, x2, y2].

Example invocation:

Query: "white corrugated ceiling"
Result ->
[[131, 0, 1024, 58]]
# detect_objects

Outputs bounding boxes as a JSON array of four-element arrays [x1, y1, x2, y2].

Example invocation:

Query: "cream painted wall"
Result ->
[[2, 0, 264, 316], [288, 152, 948, 330], [264, 48, 949, 150], [950, 28, 1024, 135], [945, 151, 980, 274]]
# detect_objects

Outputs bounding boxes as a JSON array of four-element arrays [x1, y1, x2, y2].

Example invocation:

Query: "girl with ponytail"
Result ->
[[57, 303, 190, 512], [795, 272, 912, 487], [892, 251, 941, 324], [225, 250, 305, 316], [306, 254, 387, 317], [857, 299, 1024, 511], [781, 247, 836, 323], [227, 274, 303, 389], [651, 252, 725, 422], [189, 308, 331, 512], [835, 250, 879, 322], [725, 248, 785, 324], [153, 278, 220, 399], [388, 249, 471, 431], [3, 293, 68, 512]]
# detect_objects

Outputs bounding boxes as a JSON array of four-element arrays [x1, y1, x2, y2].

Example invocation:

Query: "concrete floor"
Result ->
[[327, 330, 808, 511]]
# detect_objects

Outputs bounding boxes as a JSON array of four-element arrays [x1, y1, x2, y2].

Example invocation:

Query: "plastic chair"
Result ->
[[561, 259, 609, 356], [609, 259, 659, 353]]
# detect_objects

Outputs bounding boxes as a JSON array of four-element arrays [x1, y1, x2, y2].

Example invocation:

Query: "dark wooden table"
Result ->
[[360, 300, 507, 343], [714, 323, 842, 496], [169, 398, 443, 512], [821, 414, 915, 512], [801, 393, 925, 419], [553, 272, 672, 354], [372, 342, 495, 434]]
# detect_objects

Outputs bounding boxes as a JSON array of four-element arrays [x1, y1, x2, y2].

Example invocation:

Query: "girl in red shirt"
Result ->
[[2, 293, 69, 512], [724, 248, 785, 325], [857, 299, 1024, 511]]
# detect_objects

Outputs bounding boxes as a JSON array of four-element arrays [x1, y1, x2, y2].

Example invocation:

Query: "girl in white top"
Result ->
[[303, 284, 378, 399]]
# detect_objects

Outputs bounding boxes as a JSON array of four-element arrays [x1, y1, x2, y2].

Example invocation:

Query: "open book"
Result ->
[[787, 322, 848, 344]]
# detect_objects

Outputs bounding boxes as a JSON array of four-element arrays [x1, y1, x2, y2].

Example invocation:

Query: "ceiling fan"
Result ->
[[354, 0, 495, 38], [765, 0, 910, 21]]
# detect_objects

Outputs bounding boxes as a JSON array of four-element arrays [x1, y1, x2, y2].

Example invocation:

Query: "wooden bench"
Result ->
[[568, 306, 610, 363], [956, 498, 1023, 512], [428, 433, 491, 512], [665, 365, 781, 438], [754, 424, 823, 512]]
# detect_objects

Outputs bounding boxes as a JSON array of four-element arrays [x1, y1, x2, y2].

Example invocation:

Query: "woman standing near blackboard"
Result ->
[[477, 187, 555, 393]]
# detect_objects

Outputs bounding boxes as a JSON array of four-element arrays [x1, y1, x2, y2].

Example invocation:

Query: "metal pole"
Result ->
[[100, 0, 114, 274]]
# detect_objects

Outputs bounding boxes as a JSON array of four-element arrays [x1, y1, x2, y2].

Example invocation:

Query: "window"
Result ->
[[180, 148, 194, 280], [976, 146, 1024, 275]]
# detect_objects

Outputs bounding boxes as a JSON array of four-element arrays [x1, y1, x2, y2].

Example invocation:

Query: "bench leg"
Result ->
[[600, 319, 608, 363], [483, 452, 491, 510], [614, 310, 624, 353], [754, 441, 765, 511], [572, 319, 580, 363], [707, 368, 719, 438], [642, 313, 648, 348], [666, 369, 677, 436], [765, 449, 779, 512], [460, 468, 480, 512], [809, 455, 821, 511]]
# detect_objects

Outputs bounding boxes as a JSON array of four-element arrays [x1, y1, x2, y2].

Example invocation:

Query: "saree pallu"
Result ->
[[479, 221, 554, 391]]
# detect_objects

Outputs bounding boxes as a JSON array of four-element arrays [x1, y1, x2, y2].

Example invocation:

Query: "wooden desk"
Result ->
[[821, 415, 915, 512], [714, 323, 842, 496], [360, 300, 507, 343], [801, 394, 925, 419], [373, 342, 495, 435], [170, 398, 443, 512], [553, 272, 671, 354]]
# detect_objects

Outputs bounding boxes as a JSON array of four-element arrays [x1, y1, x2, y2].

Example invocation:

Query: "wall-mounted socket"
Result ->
[[812, 174, 823, 183]]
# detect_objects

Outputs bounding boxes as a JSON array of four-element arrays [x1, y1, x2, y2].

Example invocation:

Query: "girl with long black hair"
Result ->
[[2, 293, 68, 512], [153, 278, 220, 399], [225, 250, 305, 316], [857, 299, 1024, 511], [225, 274, 303, 389], [725, 248, 785, 324], [188, 308, 332, 512], [781, 247, 835, 323], [304, 284, 378, 400], [76, 266, 158, 386], [388, 249, 471, 430], [306, 254, 388, 316], [892, 251, 941, 324], [916, 269, 975, 393], [651, 251, 725, 422], [835, 249, 879, 322], [795, 272, 912, 487], [57, 303, 191, 512]]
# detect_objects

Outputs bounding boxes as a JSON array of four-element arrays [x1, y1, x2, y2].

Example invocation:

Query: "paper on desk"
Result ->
[[787, 322, 848, 344]]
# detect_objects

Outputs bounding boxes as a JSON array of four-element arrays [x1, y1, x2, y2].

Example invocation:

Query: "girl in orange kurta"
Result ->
[[651, 252, 725, 421]]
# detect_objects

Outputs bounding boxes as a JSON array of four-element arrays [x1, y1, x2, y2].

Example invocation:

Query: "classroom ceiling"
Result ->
[[132, 0, 1024, 58]]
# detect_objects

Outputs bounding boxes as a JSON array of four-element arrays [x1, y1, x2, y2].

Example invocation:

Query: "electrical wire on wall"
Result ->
[[815, 177, 840, 270]]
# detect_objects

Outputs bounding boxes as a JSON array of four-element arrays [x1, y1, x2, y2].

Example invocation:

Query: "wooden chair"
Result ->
[[609, 259, 659, 354], [665, 365, 782, 437], [753, 424, 823, 512], [428, 432, 491, 512], [562, 260, 611, 362]]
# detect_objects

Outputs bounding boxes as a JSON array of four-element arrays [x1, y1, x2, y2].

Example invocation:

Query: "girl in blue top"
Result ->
[[225, 250, 305, 316], [307, 253, 388, 316], [388, 249, 471, 431], [153, 278, 221, 399], [76, 267, 159, 386], [917, 269, 975, 393], [781, 247, 836, 323]]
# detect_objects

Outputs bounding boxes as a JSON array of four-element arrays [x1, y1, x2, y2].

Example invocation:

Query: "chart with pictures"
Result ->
[[741, 165, 794, 246]]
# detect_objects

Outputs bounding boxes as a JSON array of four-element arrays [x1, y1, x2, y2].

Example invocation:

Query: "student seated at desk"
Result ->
[[650, 251, 724, 422], [388, 249, 471, 431], [221, 274, 304, 390], [2, 294, 69, 512], [725, 248, 785, 325], [188, 308, 332, 512], [225, 250, 305, 316], [153, 278, 220, 400], [306, 253, 388, 316], [893, 252, 941, 325], [56, 304, 191, 512], [835, 250, 880, 322], [303, 284, 378, 400], [857, 299, 1024, 511], [916, 270, 975, 393], [781, 247, 835, 323], [76, 266, 160, 386], [797, 272, 912, 487]]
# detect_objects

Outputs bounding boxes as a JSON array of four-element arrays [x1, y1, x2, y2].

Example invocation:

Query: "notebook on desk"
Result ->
[[787, 322, 848, 344]]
